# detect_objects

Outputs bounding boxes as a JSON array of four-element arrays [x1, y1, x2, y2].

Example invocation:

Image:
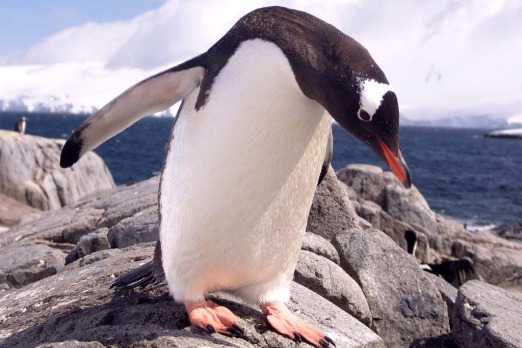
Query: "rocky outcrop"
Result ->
[[307, 166, 369, 241], [452, 280, 522, 348], [0, 130, 115, 211], [491, 222, 522, 242], [3, 162, 521, 347], [0, 192, 40, 227], [0, 244, 385, 348], [337, 164, 522, 289], [0, 164, 455, 347], [334, 229, 449, 347]]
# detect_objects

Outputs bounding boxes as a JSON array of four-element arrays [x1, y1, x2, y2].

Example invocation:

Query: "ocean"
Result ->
[[1, 112, 520, 228]]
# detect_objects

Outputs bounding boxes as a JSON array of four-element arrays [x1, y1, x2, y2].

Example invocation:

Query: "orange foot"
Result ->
[[185, 300, 244, 336], [261, 302, 335, 348]]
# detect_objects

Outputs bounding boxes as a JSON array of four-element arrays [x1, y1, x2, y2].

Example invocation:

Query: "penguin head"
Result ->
[[334, 78, 411, 188]]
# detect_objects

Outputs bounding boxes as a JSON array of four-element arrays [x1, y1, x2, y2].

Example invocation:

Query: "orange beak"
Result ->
[[377, 137, 411, 188]]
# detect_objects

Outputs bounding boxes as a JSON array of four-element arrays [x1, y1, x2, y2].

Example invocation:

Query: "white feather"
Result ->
[[160, 39, 331, 304], [358, 78, 392, 120]]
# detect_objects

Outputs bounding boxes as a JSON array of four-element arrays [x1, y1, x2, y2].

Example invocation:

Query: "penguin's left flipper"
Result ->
[[60, 59, 205, 168], [185, 300, 243, 336], [261, 302, 335, 347]]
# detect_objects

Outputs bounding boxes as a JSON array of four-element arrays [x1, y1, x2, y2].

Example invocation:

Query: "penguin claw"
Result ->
[[185, 300, 240, 336], [261, 302, 330, 348], [226, 324, 245, 336], [319, 338, 329, 347], [206, 324, 216, 333], [324, 336, 336, 346]]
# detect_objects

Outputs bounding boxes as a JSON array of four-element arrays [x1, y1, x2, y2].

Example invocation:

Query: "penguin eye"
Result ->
[[358, 109, 372, 122]]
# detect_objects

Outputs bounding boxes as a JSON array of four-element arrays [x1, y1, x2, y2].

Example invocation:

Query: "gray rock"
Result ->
[[295, 250, 372, 326], [337, 164, 386, 206], [66, 228, 111, 264], [0, 192, 40, 227], [307, 165, 363, 241], [301, 232, 340, 265], [422, 272, 458, 326], [339, 164, 522, 288], [381, 174, 438, 234], [0, 130, 115, 210], [452, 280, 522, 348], [491, 222, 522, 242], [409, 334, 457, 348], [60, 208, 105, 244], [334, 229, 449, 348], [107, 205, 159, 248], [36, 341, 106, 348], [0, 245, 385, 348], [0, 242, 66, 289], [452, 233, 522, 287]]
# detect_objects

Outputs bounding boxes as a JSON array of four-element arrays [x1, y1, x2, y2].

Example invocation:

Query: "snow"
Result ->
[[0, 61, 178, 116]]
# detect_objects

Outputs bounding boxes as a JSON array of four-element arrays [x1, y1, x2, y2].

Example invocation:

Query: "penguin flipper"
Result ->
[[60, 59, 205, 168], [111, 240, 165, 289]]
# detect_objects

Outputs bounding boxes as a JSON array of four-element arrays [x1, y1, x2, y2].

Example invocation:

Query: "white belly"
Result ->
[[160, 40, 331, 303]]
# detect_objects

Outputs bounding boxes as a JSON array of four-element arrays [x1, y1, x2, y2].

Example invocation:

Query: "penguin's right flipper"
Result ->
[[60, 57, 206, 168], [317, 127, 333, 186], [111, 240, 165, 289]]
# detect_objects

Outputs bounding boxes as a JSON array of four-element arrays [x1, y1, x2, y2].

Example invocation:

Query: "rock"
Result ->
[[307, 165, 365, 241], [338, 164, 522, 288], [107, 206, 159, 248], [452, 280, 522, 348], [381, 172, 438, 233], [295, 250, 372, 326], [0, 244, 385, 348], [422, 272, 458, 326], [0, 130, 115, 210], [60, 208, 105, 244], [491, 222, 522, 242], [0, 192, 40, 227], [0, 242, 67, 289], [66, 228, 111, 264], [409, 334, 457, 348], [337, 164, 386, 205], [301, 232, 340, 265], [334, 229, 449, 348], [451, 233, 522, 287]]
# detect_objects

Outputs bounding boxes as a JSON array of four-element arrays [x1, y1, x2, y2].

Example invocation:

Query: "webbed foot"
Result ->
[[261, 302, 335, 347]]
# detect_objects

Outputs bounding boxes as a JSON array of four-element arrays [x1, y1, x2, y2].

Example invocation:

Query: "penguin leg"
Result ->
[[185, 300, 243, 336], [261, 302, 335, 348]]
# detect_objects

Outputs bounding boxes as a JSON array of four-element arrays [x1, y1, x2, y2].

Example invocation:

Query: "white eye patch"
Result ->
[[357, 78, 393, 122]]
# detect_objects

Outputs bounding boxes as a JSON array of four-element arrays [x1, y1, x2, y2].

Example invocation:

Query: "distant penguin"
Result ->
[[60, 7, 411, 347], [425, 257, 478, 287], [14, 116, 27, 134]]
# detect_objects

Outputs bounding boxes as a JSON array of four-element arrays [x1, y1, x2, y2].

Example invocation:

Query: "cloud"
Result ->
[[2, 0, 522, 119]]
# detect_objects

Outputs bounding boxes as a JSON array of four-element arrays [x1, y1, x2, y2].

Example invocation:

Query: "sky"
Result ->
[[0, 0, 521, 122]]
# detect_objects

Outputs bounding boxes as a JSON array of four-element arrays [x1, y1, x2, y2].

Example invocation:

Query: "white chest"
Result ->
[[160, 40, 332, 300]]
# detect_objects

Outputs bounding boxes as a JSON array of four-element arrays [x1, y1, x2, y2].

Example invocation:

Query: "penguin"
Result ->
[[60, 7, 411, 347], [14, 116, 27, 134]]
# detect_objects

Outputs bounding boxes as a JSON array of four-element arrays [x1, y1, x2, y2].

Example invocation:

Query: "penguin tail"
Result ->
[[111, 241, 166, 289], [111, 260, 162, 289]]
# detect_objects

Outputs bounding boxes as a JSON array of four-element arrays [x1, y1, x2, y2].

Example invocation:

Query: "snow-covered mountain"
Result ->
[[0, 95, 97, 114]]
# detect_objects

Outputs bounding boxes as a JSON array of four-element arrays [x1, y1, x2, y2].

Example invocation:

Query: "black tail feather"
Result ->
[[111, 260, 159, 289]]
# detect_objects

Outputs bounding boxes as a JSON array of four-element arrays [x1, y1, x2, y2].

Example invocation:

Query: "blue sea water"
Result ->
[[1, 112, 520, 227]]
